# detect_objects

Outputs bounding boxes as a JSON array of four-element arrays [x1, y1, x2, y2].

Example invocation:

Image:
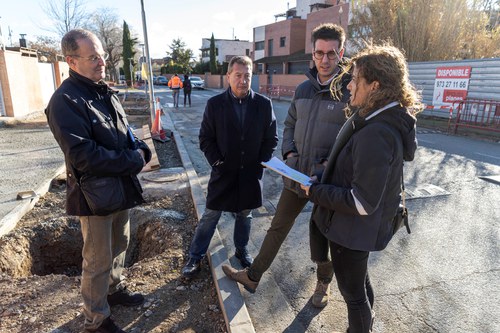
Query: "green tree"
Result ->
[[193, 61, 210, 74], [209, 33, 217, 74], [122, 20, 136, 87], [166, 38, 194, 74]]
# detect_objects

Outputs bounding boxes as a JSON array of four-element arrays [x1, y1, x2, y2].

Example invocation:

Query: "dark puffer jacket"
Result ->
[[45, 69, 151, 216], [309, 104, 417, 251], [281, 65, 350, 197]]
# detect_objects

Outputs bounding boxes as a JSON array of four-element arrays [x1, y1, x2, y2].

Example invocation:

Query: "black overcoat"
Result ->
[[200, 89, 278, 212]]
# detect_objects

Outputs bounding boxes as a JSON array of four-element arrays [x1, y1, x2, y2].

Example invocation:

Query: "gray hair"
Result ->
[[61, 29, 98, 56], [227, 56, 253, 74]]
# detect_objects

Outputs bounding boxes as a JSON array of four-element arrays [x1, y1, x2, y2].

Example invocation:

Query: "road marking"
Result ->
[[476, 153, 500, 160]]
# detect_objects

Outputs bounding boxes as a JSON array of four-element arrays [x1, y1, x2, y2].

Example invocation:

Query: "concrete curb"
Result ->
[[0, 164, 66, 237], [162, 110, 255, 333]]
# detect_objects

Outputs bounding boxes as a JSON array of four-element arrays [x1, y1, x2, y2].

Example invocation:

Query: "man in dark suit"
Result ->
[[182, 55, 278, 278]]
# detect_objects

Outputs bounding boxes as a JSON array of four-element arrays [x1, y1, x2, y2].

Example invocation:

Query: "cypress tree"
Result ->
[[122, 21, 136, 87], [209, 33, 217, 74]]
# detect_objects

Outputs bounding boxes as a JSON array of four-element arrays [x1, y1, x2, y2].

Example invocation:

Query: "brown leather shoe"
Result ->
[[222, 264, 259, 293], [311, 280, 330, 308]]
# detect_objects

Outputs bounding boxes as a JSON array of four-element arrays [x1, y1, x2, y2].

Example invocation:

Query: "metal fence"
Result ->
[[259, 85, 296, 100], [449, 99, 500, 134]]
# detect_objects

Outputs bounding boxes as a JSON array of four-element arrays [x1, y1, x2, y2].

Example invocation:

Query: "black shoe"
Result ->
[[107, 287, 144, 307], [182, 257, 201, 278], [86, 317, 126, 333], [235, 248, 253, 268]]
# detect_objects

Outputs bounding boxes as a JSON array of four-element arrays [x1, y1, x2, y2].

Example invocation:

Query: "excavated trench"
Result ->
[[0, 193, 188, 278]]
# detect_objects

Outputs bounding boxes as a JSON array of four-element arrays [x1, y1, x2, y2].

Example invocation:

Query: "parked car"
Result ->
[[154, 76, 169, 86], [189, 76, 205, 89]]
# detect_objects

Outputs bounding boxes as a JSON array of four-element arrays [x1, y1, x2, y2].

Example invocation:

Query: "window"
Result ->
[[268, 39, 273, 56], [255, 41, 265, 51], [246, 49, 250, 56], [280, 37, 286, 47]]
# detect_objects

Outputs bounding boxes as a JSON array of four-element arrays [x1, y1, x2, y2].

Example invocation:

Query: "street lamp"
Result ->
[[128, 58, 134, 88], [139, 43, 148, 94], [339, 6, 343, 27]]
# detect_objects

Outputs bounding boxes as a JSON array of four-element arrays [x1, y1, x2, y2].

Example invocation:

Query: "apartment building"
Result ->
[[200, 38, 252, 65], [253, 0, 350, 75]]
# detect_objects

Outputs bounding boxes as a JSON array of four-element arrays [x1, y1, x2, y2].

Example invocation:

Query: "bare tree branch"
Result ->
[[40, 0, 91, 37]]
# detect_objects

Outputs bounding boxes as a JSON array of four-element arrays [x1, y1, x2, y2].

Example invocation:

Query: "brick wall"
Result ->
[[305, 4, 349, 54]]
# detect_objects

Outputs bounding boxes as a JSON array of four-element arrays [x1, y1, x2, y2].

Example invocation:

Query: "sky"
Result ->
[[0, 0, 296, 58]]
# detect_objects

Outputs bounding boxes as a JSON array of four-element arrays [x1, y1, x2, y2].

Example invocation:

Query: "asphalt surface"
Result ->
[[1, 87, 499, 333], [163, 88, 500, 333], [0, 116, 65, 235]]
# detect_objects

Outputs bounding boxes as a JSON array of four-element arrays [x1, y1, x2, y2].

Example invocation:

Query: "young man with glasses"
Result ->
[[45, 29, 150, 333], [223, 23, 350, 308]]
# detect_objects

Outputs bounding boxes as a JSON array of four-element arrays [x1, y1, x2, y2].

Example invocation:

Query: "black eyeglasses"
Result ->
[[313, 49, 340, 61], [68, 53, 109, 62]]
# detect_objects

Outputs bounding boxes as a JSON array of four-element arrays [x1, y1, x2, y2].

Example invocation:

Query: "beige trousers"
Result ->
[[79, 209, 130, 330]]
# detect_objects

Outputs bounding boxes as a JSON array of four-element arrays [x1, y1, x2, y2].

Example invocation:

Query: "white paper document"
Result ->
[[261, 156, 313, 186]]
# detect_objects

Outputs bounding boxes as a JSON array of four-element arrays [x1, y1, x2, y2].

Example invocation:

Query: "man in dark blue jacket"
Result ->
[[45, 29, 151, 333], [182, 55, 278, 278]]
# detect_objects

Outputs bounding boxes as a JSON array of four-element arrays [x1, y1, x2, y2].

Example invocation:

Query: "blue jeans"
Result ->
[[188, 208, 252, 260], [172, 89, 180, 107]]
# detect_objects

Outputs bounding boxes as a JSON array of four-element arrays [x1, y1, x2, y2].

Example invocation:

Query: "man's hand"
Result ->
[[300, 183, 311, 196]]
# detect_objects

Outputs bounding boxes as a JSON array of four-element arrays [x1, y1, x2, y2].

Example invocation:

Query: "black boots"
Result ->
[[235, 248, 254, 268], [182, 257, 201, 278]]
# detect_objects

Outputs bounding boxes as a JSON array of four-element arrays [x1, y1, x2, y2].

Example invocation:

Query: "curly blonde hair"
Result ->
[[332, 43, 422, 117]]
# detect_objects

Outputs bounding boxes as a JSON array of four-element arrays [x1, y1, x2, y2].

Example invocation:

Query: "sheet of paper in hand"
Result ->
[[261, 156, 313, 186]]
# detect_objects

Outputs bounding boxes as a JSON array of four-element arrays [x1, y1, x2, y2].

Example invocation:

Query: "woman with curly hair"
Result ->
[[301, 44, 422, 332]]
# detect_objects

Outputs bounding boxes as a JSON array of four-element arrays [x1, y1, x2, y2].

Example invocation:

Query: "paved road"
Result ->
[[162, 87, 500, 333]]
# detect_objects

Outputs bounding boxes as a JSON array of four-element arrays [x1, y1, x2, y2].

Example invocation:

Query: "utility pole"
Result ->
[[8, 26, 13, 47], [140, 0, 156, 123], [0, 17, 5, 51]]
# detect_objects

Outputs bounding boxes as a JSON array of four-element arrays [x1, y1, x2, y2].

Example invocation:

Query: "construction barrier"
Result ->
[[260, 85, 296, 100], [450, 99, 500, 134]]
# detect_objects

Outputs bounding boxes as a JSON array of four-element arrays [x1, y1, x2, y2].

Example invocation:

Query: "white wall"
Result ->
[[37, 63, 56, 106]]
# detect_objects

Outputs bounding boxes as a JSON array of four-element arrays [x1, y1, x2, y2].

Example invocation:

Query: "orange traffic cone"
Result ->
[[151, 100, 169, 142]]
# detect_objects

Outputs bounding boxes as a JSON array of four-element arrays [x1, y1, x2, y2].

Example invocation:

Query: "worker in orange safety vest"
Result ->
[[168, 73, 184, 108]]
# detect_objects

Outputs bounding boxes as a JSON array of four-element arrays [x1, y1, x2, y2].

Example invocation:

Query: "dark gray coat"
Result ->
[[45, 70, 151, 216], [200, 89, 278, 212], [309, 105, 417, 251], [282, 66, 350, 197]]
